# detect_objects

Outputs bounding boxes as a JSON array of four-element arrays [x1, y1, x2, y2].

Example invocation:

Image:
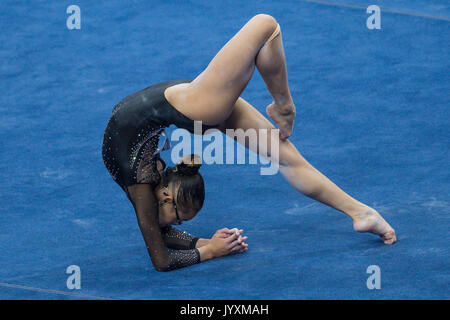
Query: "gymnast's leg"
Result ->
[[165, 14, 295, 139], [220, 97, 397, 244]]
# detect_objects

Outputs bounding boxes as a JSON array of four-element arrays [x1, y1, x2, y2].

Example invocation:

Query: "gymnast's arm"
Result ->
[[160, 226, 210, 250], [126, 184, 214, 271]]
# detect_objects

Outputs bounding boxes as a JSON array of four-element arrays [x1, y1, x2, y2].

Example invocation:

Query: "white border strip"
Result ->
[[0, 282, 116, 300], [301, 0, 450, 21]]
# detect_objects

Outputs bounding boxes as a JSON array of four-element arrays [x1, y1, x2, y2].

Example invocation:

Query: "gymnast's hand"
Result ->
[[206, 228, 248, 259], [223, 228, 248, 254]]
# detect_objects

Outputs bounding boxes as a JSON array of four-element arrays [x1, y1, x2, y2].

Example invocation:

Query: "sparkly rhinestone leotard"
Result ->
[[102, 80, 217, 271], [102, 79, 215, 190]]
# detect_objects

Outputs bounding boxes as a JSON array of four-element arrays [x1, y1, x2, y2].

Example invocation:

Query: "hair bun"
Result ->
[[175, 154, 202, 176]]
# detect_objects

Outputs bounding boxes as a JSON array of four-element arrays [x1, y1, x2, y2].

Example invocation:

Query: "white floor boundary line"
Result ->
[[300, 0, 450, 21], [0, 282, 116, 300]]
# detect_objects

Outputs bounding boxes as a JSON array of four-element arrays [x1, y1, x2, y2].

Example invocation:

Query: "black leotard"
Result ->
[[102, 80, 217, 271], [102, 79, 216, 190]]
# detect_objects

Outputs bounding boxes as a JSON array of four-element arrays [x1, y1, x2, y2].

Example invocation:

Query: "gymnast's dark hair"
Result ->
[[162, 154, 205, 212]]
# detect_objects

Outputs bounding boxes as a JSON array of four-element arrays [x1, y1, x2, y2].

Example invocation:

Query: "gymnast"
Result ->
[[102, 14, 396, 272]]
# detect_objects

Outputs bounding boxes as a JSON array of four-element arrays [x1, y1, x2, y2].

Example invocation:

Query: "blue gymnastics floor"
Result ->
[[0, 0, 449, 300]]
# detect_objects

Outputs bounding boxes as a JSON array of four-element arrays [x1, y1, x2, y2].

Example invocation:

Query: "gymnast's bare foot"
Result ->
[[266, 100, 296, 140], [353, 207, 397, 244]]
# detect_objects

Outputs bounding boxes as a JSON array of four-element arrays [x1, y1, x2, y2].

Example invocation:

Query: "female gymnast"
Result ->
[[102, 14, 396, 272]]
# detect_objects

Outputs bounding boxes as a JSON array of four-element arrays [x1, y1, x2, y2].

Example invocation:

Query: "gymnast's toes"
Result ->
[[266, 102, 296, 140], [353, 207, 397, 245], [382, 230, 397, 245]]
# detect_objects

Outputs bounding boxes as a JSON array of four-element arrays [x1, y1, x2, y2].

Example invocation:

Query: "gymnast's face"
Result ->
[[155, 183, 199, 227]]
